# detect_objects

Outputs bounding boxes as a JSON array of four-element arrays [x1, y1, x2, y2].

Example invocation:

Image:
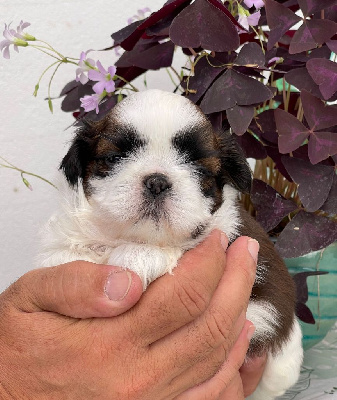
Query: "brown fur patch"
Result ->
[[237, 207, 296, 356]]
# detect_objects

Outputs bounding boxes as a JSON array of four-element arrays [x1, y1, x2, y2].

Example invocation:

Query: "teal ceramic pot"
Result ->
[[285, 242, 337, 350]]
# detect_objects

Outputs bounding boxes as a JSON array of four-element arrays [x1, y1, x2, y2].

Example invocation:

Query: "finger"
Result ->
[[173, 320, 254, 399], [151, 236, 258, 376], [1, 261, 143, 318], [218, 373, 244, 400], [240, 354, 267, 397], [121, 230, 228, 345]]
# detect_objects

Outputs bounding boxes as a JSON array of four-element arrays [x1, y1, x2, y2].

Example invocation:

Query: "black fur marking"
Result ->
[[60, 120, 146, 187], [172, 126, 219, 162], [99, 127, 146, 154]]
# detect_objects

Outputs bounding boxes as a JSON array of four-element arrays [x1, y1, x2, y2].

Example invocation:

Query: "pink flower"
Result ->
[[80, 89, 106, 114], [244, 0, 265, 9], [14, 21, 35, 40], [238, 10, 261, 31], [76, 51, 96, 84], [0, 22, 30, 59], [88, 61, 116, 95]]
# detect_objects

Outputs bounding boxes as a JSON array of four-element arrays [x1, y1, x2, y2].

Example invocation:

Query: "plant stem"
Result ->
[[0, 162, 57, 189]]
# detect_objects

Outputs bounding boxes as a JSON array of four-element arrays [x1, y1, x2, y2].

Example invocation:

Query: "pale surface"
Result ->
[[0, 0, 174, 291]]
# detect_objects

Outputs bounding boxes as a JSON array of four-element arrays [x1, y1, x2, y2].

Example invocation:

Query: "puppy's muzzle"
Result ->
[[143, 173, 172, 198]]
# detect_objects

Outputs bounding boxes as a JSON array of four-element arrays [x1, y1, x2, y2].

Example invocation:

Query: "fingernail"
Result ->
[[104, 270, 132, 301], [220, 232, 228, 251], [247, 322, 256, 342], [247, 238, 259, 263]]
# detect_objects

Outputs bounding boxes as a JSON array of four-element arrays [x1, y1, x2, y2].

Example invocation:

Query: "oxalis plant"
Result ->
[[1, 1, 337, 324]]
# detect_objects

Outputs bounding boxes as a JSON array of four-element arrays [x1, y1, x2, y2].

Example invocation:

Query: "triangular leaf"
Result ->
[[282, 156, 334, 211], [301, 90, 337, 131], [116, 41, 174, 70], [321, 174, 337, 214], [298, 0, 337, 17], [307, 58, 337, 100], [289, 19, 337, 54], [235, 42, 265, 68], [264, 0, 301, 50], [274, 108, 310, 154], [201, 69, 274, 113], [286, 67, 327, 100], [308, 131, 337, 164], [235, 132, 267, 160], [275, 211, 337, 257], [169, 0, 239, 52], [183, 54, 230, 103], [119, 0, 192, 50], [251, 179, 298, 232], [226, 105, 254, 136]]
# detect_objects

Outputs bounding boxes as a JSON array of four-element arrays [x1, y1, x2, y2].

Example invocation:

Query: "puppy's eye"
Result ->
[[104, 154, 123, 166]]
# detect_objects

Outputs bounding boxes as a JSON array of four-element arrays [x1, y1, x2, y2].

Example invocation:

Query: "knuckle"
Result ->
[[174, 278, 209, 319], [204, 306, 233, 350]]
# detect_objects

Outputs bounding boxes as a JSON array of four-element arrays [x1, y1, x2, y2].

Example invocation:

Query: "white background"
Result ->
[[0, 0, 176, 292]]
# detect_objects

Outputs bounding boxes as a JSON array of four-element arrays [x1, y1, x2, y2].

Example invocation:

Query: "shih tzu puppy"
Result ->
[[40, 89, 303, 399]]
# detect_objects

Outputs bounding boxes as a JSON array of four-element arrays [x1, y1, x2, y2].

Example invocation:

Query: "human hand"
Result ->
[[0, 231, 258, 400]]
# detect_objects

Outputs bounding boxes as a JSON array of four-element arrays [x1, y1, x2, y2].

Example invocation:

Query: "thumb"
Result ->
[[2, 261, 143, 318]]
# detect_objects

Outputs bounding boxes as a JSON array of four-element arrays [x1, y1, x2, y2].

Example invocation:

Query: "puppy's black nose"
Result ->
[[143, 173, 172, 197]]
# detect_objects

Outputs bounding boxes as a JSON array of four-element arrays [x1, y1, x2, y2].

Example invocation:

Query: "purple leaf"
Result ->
[[285, 67, 328, 100], [235, 132, 267, 160], [84, 96, 118, 121], [265, 146, 293, 182], [282, 156, 334, 211], [111, 20, 143, 47], [169, 0, 239, 51], [146, 1, 191, 36], [298, 0, 337, 17], [308, 131, 337, 164], [61, 81, 94, 112], [321, 174, 337, 214], [293, 271, 329, 324], [119, 0, 192, 50], [301, 90, 337, 131], [200, 69, 274, 113], [206, 0, 246, 30], [275, 211, 337, 257], [183, 54, 229, 103], [289, 19, 337, 54], [274, 108, 310, 154], [116, 41, 174, 70], [235, 42, 265, 68], [207, 111, 223, 131], [307, 58, 337, 100], [295, 303, 315, 324], [326, 39, 337, 53], [264, 0, 301, 50], [226, 105, 254, 136], [253, 110, 278, 145], [251, 179, 298, 232]]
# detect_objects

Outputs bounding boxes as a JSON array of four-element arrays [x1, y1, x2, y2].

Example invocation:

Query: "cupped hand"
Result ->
[[0, 231, 258, 400]]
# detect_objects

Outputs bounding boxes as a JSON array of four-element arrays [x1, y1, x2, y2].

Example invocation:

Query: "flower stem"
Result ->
[[115, 75, 139, 92], [0, 159, 57, 190]]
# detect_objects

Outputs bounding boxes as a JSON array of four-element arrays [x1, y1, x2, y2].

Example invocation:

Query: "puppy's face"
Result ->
[[61, 90, 251, 245]]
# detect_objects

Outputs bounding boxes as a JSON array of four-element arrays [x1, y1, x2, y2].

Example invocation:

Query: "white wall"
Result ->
[[0, 0, 175, 292]]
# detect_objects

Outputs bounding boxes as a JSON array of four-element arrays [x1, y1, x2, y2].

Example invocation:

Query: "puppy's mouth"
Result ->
[[140, 173, 172, 222]]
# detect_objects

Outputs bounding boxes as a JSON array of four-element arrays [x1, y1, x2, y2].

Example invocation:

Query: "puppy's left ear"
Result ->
[[217, 131, 252, 193]]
